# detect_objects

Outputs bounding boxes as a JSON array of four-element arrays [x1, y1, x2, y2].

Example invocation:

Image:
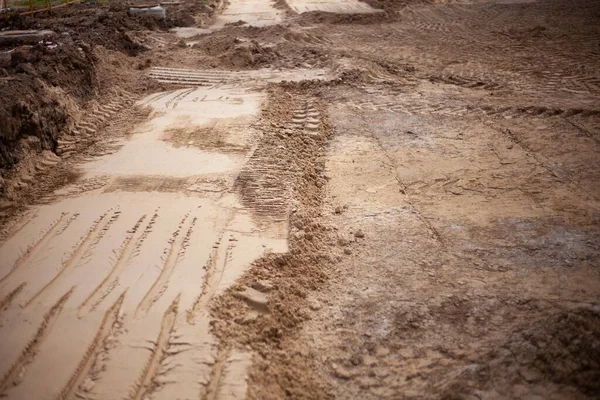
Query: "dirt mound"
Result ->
[[0, 0, 208, 56], [192, 35, 281, 68], [0, 41, 94, 172]]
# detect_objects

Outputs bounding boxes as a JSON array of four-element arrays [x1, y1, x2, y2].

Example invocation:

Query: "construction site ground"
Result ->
[[0, 0, 599, 398]]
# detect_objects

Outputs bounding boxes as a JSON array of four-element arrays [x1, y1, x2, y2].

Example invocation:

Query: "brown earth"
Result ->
[[0, 0, 599, 399]]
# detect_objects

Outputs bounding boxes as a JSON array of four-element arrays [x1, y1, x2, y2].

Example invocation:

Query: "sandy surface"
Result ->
[[1, 0, 599, 398], [0, 78, 289, 399]]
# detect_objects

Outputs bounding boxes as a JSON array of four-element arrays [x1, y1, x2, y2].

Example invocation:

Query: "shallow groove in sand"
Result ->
[[56, 293, 125, 400], [0, 283, 26, 314], [0, 213, 68, 285], [23, 210, 120, 308], [191, 239, 234, 318], [135, 214, 195, 316], [204, 346, 229, 400], [0, 288, 73, 395], [78, 214, 149, 316], [129, 295, 179, 400]]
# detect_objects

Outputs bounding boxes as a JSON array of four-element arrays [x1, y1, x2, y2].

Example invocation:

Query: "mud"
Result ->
[[1, 0, 599, 398]]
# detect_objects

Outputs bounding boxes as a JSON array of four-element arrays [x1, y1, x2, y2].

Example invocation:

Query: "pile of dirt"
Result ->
[[192, 35, 281, 68], [0, 0, 210, 200], [0, 41, 94, 173], [185, 25, 331, 69]]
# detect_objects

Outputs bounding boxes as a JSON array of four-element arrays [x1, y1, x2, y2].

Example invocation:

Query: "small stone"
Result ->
[[334, 206, 342, 214], [354, 229, 365, 238], [344, 248, 352, 255]]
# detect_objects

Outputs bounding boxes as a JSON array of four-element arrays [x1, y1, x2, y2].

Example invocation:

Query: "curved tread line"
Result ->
[[24, 210, 117, 308], [78, 214, 148, 316], [0, 213, 68, 286], [0, 283, 26, 314], [203, 347, 229, 400], [135, 214, 193, 316], [191, 241, 234, 317], [0, 287, 74, 394], [128, 295, 180, 400], [0, 211, 38, 248], [55, 292, 126, 400]]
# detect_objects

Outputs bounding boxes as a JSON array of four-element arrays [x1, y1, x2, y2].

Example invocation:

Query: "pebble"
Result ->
[[354, 229, 365, 238]]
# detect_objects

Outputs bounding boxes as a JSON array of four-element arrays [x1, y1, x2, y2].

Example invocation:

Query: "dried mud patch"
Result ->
[[443, 307, 600, 398], [211, 86, 337, 399]]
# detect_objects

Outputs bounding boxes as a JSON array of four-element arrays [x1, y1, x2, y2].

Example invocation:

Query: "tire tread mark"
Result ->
[[24, 211, 118, 308], [55, 292, 125, 400], [78, 214, 149, 316], [0, 287, 74, 394], [0, 213, 68, 286], [128, 295, 179, 400], [203, 347, 229, 400], [0, 283, 26, 314], [190, 240, 234, 318], [135, 214, 194, 316]]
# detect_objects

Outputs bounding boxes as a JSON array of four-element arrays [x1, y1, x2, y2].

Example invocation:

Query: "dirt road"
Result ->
[[1, 0, 599, 398]]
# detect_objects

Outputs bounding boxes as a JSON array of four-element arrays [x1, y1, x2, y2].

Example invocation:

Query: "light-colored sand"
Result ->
[[0, 83, 286, 400]]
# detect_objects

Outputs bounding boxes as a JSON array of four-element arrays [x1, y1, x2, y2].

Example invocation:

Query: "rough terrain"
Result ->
[[0, 0, 599, 399]]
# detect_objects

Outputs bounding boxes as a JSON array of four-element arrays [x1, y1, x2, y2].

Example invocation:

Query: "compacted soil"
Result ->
[[0, 0, 599, 399]]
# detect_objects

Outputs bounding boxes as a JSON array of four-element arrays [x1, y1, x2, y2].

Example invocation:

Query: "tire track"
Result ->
[[57, 92, 137, 159], [372, 135, 446, 246], [135, 214, 195, 316], [346, 98, 600, 120], [290, 98, 322, 133], [190, 239, 235, 319], [166, 88, 196, 109], [55, 293, 125, 400], [78, 213, 152, 316], [0, 283, 26, 314], [23, 210, 119, 308], [0, 288, 73, 395], [203, 347, 228, 400], [0, 213, 69, 286], [128, 295, 179, 400], [497, 126, 600, 204], [0, 211, 37, 247]]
